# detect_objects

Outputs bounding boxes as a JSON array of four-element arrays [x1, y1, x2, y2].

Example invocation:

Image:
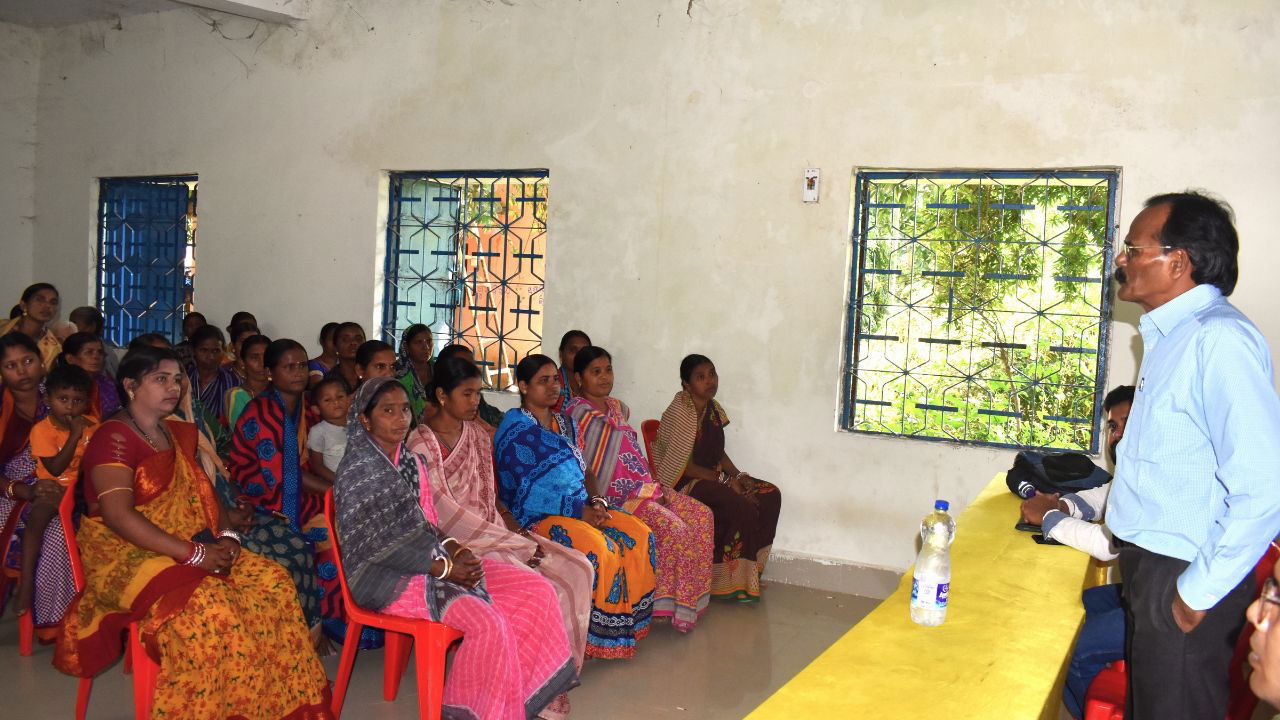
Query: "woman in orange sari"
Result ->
[[54, 347, 332, 719]]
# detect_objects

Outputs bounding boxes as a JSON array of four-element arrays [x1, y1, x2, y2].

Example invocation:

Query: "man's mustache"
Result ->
[[1113, 267, 1128, 285]]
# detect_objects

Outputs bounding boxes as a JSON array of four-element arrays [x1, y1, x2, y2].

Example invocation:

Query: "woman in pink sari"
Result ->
[[564, 346, 713, 632], [407, 357, 593, 719], [335, 376, 576, 720]]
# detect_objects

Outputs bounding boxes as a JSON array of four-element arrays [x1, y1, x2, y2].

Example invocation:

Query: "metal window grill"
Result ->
[[383, 171, 548, 391], [842, 170, 1118, 452], [97, 176, 198, 346]]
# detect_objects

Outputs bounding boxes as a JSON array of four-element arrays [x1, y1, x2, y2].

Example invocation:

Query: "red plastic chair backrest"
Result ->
[[60, 477, 86, 592], [641, 419, 659, 461], [322, 489, 361, 614], [1226, 542, 1279, 720]]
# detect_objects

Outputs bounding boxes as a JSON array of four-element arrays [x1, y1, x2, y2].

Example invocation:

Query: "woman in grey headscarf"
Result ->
[[334, 376, 577, 720]]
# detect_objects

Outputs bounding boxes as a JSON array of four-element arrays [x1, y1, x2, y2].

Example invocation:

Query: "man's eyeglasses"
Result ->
[[1252, 572, 1280, 632], [1120, 244, 1176, 260]]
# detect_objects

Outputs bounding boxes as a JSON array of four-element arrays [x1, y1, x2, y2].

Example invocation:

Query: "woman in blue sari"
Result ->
[[495, 354, 656, 660]]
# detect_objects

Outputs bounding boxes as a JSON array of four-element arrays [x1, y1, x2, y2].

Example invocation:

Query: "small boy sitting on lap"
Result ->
[[17, 365, 99, 614]]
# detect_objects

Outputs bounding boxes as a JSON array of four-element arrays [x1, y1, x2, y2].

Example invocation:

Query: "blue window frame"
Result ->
[[383, 171, 548, 391], [842, 170, 1119, 452], [97, 176, 198, 346]]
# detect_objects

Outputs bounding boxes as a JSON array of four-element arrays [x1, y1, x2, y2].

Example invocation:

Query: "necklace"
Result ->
[[126, 410, 164, 450]]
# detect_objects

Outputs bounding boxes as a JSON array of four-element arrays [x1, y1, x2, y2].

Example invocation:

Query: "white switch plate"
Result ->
[[803, 168, 820, 203]]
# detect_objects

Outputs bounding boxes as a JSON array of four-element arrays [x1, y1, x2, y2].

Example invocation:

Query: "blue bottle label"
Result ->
[[911, 578, 949, 609]]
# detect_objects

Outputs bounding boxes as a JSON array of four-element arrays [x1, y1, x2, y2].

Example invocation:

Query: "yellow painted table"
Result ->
[[748, 474, 1099, 720]]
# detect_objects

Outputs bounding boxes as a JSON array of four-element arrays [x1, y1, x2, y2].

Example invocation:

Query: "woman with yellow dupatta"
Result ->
[[54, 347, 332, 719], [2, 283, 63, 370], [651, 354, 782, 603]]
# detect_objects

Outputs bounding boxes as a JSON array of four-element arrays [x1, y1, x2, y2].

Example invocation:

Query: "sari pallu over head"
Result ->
[[332, 376, 487, 618], [651, 390, 730, 491], [493, 408, 588, 530], [54, 420, 223, 677]]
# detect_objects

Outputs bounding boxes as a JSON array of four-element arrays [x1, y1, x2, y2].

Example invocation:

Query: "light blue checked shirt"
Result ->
[[1107, 283, 1280, 611]]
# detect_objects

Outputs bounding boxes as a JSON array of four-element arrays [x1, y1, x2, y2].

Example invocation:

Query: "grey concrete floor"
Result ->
[[0, 582, 879, 719]]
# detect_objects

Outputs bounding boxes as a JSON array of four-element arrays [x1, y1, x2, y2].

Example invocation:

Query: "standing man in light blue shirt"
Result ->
[[1106, 191, 1280, 719]]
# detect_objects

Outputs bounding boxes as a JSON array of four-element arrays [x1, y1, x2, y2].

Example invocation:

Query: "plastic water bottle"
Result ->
[[910, 500, 956, 627]]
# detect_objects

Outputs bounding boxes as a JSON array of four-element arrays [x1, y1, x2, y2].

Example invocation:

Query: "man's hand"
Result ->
[[1019, 492, 1061, 525], [1172, 591, 1207, 633]]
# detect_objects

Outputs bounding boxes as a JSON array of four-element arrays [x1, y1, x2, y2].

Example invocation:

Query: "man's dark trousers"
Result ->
[[1118, 541, 1254, 719]]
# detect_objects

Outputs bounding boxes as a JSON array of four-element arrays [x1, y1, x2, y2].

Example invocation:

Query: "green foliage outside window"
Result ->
[[844, 171, 1118, 451]]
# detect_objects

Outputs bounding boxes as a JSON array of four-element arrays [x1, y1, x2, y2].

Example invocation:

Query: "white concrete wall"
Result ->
[[0, 21, 39, 312], [23, 0, 1280, 574]]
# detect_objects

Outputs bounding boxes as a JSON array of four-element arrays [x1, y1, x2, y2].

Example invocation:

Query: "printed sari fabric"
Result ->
[[228, 390, 364, 646], [552, 366, 573, 413], [224, 384, 262, 430], [367, 435, 577, 720], [395, 352, 432, 423], [54, 419, 332, 719], [652, 391, 782, 603], [495, 408, 657, 659], [188, 364, 241, 426], [89, 372, 121, 420], [408, 421, 594, 677], [566, 396, 713, 631], [0, 387, 75, 637], [306, 358, 332, 386]]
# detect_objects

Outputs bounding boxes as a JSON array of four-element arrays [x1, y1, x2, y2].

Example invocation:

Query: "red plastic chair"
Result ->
[[1083, 544, 1279, 720], [1, 497, 35, 655], [1, 498, 28, 616], [641, 419, 660, 462], [323, 489, 463, 719], [59, 479, 156, 720]]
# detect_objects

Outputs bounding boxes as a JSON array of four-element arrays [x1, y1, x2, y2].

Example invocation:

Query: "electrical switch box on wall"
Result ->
[[803, 168, 820, 203]]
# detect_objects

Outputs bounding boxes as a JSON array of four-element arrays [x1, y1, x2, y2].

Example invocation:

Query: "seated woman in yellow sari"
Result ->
[[652, 354, 782, 603], [495, 354, 657, 660], [54, 347, 332, 719]]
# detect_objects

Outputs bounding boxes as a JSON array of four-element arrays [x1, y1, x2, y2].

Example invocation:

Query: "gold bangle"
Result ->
[[97, 486, 135, 498]]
